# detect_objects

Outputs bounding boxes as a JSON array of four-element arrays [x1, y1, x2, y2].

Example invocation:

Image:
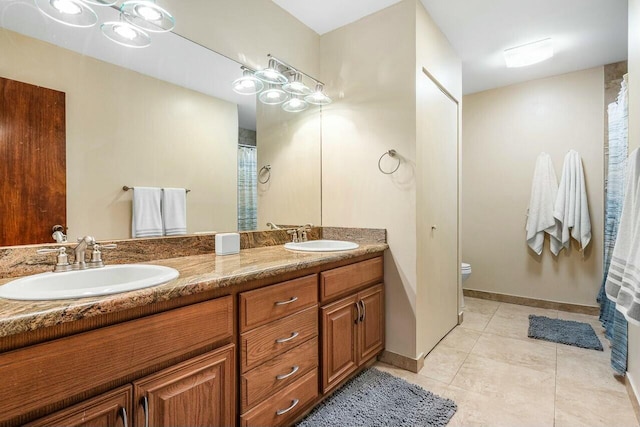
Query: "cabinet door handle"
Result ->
[[275, 331, 299, 343], [360, 300, 366, 322], [276, 365, 300, 380], [276, 398, 299, 416], [120, 406, 129, 427], [142, 396, 149, 427], [275, 296, 298, 306], [355, 301, 362, 324]]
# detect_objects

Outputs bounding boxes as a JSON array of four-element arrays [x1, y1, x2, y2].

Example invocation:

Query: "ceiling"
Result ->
[[272, 0, 628, 94]]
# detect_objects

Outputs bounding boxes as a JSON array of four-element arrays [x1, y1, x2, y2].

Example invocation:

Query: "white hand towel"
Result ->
[[526, 153, 561, 255], [553, 150, 592, 254], [132, 187, 163, 238], [162, 188, 187, 236], [606, 148, 640, 325]]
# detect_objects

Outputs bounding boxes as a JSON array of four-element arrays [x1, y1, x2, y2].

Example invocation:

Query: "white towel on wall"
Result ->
[[162, 188, 187, 236], [132, 187, 163, 238], [606, 147, 640, 325], [526, 152, 561, 255], [553, 150, 592, 255]]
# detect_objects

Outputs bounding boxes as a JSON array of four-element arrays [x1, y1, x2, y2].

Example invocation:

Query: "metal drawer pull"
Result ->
[[355, 301, 362, 324], [142, 396, 149, 427], [360, 300, 366, 322], [276, 398, 299, 416], [276, 365, 300, 380], [275, 296, 298, 306], [120, 406, 129, 427], [276, 331, 299, 343]]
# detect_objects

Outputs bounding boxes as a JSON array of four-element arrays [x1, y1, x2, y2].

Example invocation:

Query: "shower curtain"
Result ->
[[598, 75, 628, 376], [238, 145, 257, 231]]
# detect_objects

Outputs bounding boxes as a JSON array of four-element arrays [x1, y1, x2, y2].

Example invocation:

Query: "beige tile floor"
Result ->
[[376, 297, 640, 427]]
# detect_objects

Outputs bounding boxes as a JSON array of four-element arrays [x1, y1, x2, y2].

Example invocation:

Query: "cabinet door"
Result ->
[[133, 344, 235, 427], [25, 385, 131, 427], [321, 294, 359, 393], [358, 284, 385, 363]]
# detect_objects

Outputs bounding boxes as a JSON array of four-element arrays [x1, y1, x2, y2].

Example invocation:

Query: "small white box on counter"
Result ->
[[215, 233, 240, 255]]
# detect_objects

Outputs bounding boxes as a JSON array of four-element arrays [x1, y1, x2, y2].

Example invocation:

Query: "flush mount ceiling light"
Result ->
[[259, 85, 288, 105], [120, 0, 175, 32], [35, 0, 98, 27], [101, 21, 151, 48], [283, 72, 311, 96], [255, 59, 289, 85], [232, 68, 265, 95], [282, 96, 309, 113], [504, 38, 554, 68], [305, 84, 331, 106]]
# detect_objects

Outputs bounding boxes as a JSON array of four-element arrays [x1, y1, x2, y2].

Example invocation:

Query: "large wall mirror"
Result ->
[[0, 1, 322, 246]]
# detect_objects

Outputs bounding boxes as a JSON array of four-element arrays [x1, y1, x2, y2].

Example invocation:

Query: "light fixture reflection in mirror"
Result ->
[[101, 20, 151, 48], [233, 68, 265, 95], [283, 73, 311, 96], [120, 0, 175, 33], [282, 96, 309, 113], [259, 85, 288, 105], [35, 0, 98, 27], [255, 59, 289, 85]]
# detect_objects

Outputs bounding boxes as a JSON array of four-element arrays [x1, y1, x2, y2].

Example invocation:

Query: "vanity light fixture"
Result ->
[[305, 84, 332, 106], [120, 0, 175, 33], [232, 68, 265, 95], [35, 0, 98, 28], [282, 72, 311, 96], [282, 95, 309, 113], [259, 84, 289, 105], [504, 38, 554, 68], [101, 20, 151, 48], [254, 59, 289, 85]]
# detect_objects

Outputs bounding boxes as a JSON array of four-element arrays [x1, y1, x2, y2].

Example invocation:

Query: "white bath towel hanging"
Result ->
[[132, 187, 163, 238], [162, 188, 187, 236], [606, 148, 640, 325], [526, 152, 561, 255], [553, 150, 591, 255]]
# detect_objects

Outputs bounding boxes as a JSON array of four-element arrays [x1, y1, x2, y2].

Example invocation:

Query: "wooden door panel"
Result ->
[[0, 77, 66, 246], [321, 294, 358, 393], [358, 284, 384, 363], [133, 345, 235, 427]]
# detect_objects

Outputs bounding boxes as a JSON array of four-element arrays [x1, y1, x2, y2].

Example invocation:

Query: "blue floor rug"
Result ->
[[528, 315, 603, 351], [296, 368, 457, 427]]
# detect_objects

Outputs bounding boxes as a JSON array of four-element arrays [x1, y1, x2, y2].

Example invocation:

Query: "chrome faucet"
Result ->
[[72, 236, 95, 270], [297, 224, 313, 242], [287, 229, 299, 243], [267, 222, 281, 230]]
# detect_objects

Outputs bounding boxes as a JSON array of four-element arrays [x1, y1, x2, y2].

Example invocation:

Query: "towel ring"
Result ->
[[378, 149, 400, 175], [259, 165, 271, 184]]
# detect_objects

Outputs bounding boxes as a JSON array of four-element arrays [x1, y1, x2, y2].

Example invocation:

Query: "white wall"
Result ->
[[462, 67, 604, 307], [627, 0, 640, 410]]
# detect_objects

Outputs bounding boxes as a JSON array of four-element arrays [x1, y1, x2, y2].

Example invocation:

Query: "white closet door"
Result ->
[[416, 68, 460, 357]]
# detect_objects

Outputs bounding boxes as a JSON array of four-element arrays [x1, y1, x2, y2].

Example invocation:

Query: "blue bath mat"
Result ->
[[296, 368, 457, 427], [528, 315, 603, 351]]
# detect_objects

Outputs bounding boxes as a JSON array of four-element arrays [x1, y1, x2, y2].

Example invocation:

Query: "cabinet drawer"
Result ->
[[241, 337, 318, 412], [240, 274, 318, 332], [241, 306, 318, 372], [240, 369, 318, 427], [320, 257, 383, 302]]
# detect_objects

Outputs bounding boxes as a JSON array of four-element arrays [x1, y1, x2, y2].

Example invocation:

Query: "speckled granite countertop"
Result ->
[[0, 243, 387, 339]]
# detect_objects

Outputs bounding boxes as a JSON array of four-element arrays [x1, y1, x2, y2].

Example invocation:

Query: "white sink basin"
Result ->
[[284, 240, 359, 252], [0, 264, 179, 301]]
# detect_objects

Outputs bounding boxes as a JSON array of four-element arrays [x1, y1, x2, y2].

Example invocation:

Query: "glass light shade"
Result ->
[[282, 96, 309, 113], [101, 21, 151, 48], [35, 0, 98, 27], [283, 73, 311, 96], [259, 86, 288, 105], [232, 70, 264, 95], [304, 84, 331, 106], [504, 38, 553, 68], [254, 59, 288, 85], [81, 0, 117, 6], [120, 0, 175, 33]]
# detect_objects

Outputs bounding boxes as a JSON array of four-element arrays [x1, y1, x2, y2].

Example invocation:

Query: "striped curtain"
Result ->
[[237, 146, 257, 231], [598, 75, 628, 376]]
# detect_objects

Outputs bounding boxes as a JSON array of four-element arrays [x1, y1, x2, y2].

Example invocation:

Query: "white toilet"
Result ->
[[461, 262, 472, 282]]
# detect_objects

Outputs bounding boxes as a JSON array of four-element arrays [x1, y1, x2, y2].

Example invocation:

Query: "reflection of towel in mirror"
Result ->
[[526, 153, 561, 255], [606, 148, 640, 325], [553, 150, 591, 255], [163, 188, 187, 236], [132, 187, 163, 238]]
